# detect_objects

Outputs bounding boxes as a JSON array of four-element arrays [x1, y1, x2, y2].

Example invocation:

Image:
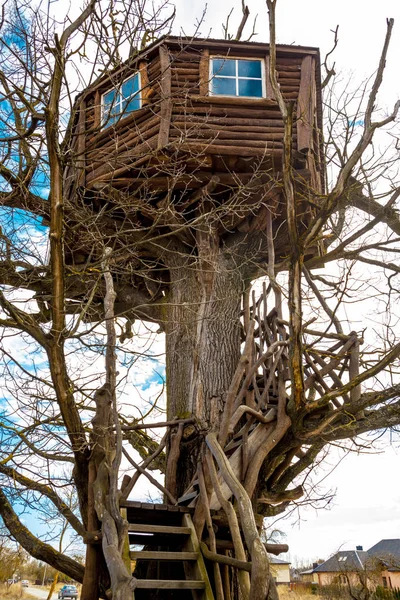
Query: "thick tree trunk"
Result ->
[[145, 233, 275, 599], [156, 246, 247, 600], [165, 245, 244, 494]]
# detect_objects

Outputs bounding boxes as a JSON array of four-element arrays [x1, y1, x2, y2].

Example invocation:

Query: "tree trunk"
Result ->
[[165, 246, 243, 495], [81, 461, 109, 600]]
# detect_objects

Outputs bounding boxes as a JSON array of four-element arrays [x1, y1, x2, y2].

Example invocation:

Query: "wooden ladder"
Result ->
[[123, 502, 214, 599]]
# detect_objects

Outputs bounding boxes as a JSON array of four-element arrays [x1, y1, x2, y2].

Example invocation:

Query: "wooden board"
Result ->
[[158, 45, 172, 148], [120, 500, 193, 512], [182, 513, 215, 600], [135, 580, 205, 589], [128, 533, 186, 547], [199, 48, 210, 96], [128, 523, 191, 535], [130, 551, 198, 561], [297, 55, 315, 152]]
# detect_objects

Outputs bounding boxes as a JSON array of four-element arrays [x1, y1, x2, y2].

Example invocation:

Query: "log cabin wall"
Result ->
[[169, 52, 299, 157], [65, 36, 323, 195], [83, 56, 163, 186]]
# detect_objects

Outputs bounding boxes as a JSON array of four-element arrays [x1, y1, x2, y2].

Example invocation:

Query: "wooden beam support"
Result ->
[[265, 55, 275, 100], [200, 542, 252, 572], [76, 98, 86, 186], [297, 55, 315, 152], [158, 45, 172, 149], [199, 48, 210, 95]]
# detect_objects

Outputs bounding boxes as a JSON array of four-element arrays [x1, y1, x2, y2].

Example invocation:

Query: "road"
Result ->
[[26, 588, 80, 600], [26, 587, 59, 600]]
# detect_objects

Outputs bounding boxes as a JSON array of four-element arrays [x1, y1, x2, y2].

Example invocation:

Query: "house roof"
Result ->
[[367, 540, 400, 570], [80, 34, 321, 100], [269, 557, 291, 565], [313, 540, 400, 575], [368, 540, 400, 560], [314, 550, 370, 573], [299, 568, 315, 575], [155, 35, 320, 56]]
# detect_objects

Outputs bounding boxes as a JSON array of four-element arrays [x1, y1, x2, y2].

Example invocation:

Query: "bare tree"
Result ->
[[0, 537, 29, 582], [0, 1, 399, 599]]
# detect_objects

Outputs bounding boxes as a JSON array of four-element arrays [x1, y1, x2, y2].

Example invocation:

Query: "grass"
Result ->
[[0, 582, 62, 600], [278, 586, 322, 600], [0, 583, 33, 600]]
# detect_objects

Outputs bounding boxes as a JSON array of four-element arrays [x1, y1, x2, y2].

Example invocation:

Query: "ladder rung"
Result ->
[[128, 524, 191, 535], [130, 551, 198, 561], [135, 580, 205, 589]]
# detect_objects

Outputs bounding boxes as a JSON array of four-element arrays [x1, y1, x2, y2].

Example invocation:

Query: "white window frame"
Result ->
[[209, 56, 266, 99], [101, 72, 142, 128]]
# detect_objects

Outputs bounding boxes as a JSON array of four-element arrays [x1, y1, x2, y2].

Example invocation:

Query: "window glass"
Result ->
[[212, 58, 236, 77], [102, 73, 141, 128], [109, 100, 120, 117], [124, 96, 141, 113], [103, 90, 116, 113], [238, 60, 261, 78], [238, 79, 263, 98], [210, 58, 263, 98], [122, 75, 139, 100], [212, 78, 236, 96]]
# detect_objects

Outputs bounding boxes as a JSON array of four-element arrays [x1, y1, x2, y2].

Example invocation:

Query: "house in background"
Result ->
[[314, 540, 400, 590], [299, 563, 319, 585], [270, 557, 291, 586], [368, 539, 400, 589], [314, 547, 370, 587]]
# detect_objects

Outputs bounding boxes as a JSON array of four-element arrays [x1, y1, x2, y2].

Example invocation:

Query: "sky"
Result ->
[[169, 0, 400, 564], [274, 438, 400, 565], [175, 0, 400, 99]]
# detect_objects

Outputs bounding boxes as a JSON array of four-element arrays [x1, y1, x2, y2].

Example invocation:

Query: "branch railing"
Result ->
[[118, 283, 363, 600]]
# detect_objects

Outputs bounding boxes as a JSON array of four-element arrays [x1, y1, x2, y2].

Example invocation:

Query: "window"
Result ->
[[382, 577, 388, 589], [210, 58, 264, 98], [102, 73, 141, 128]]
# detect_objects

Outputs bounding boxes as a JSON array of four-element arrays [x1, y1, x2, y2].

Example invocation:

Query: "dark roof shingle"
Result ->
[[314, 550, 370, 573], [367, 540, 400, 569]]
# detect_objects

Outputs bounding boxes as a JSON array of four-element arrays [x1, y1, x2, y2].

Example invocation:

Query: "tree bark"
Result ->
[[164, 245, 244, 494]]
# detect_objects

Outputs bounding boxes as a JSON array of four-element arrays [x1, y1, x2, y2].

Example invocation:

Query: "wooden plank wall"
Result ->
[[83, 57, 163, 185], [169, 52, 302, 159], [76, 44, 319, 187]]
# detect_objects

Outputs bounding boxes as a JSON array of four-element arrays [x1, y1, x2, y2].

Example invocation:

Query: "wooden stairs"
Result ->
[[122, 501, 214, 599]]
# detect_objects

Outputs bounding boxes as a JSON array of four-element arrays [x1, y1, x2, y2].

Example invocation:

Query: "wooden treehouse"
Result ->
[[64, 35, 324, 272], [61, 36, 360, 600]]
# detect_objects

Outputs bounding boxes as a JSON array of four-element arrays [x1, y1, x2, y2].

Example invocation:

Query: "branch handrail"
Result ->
[[206, 433, 270, 600]]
